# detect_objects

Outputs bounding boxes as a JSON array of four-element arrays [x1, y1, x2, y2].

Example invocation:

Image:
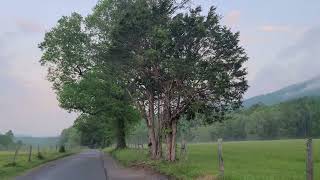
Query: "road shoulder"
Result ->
[[103, 152, 169, 180]]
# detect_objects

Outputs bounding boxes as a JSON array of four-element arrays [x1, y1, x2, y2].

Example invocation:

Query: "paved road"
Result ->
[[16, 150, 168, 180]]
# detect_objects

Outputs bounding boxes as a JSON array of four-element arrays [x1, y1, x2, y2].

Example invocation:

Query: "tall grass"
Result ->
[[0, 149, 75, 179], [108, 139, 320, 180]]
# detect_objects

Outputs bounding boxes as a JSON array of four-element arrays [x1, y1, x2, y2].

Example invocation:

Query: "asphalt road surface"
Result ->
[[16, 150, 168, 180]]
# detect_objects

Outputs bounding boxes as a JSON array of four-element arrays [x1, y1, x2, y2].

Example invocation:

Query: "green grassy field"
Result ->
[[107, 139, 320, 180], [0, 150, 74, 180]]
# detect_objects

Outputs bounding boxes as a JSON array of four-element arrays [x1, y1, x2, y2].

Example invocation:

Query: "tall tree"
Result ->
[[108, 0, 248, 160], [40, 0, 248, 160], [39, 12, 139, 149]]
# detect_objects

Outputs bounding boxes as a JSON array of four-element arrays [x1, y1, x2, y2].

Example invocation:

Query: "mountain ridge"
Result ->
[[244, 76, 320, 107]]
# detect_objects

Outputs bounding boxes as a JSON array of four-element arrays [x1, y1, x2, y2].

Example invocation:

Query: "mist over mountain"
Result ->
[[244, 76, 320, 107], [14, 136, 60, 146]]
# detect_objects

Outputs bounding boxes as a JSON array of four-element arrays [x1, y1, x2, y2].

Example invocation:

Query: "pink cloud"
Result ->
[[260, 25, 291, 33], [15, 18, 44, 33], [225, 10, 241, 26]]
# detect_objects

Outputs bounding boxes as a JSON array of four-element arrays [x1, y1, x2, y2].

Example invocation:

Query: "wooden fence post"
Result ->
[[28, 145, 32, 162], [218, 138, 224, 178], [180, 135, 187, 160], [306, 138, 313, 180], [12, 145, 21, 165]]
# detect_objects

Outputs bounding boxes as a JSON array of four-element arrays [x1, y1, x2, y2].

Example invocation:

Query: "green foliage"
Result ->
[[127, 121, 148, 144], [39, 13, 91, 91], [74, 114, 113, 148], [190, 97, 320, 142], [5, 131, 14, 139], [58, 145, 66, 153], [37, 152, 44, 160], [108, 140, 320, 180], [59, 127, 81, 147], [14, 137, 59, 147], [39, 7, 140, 149], [109, 0, 248, 122], [0, 130, 21, 150], [0, 135, 13, 149], [40, 0, 248, 160], [98, 0, 248, 160]]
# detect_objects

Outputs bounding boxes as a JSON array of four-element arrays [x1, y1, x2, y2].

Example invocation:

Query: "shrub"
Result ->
[[37, 152, 44, 160], [59, 145, 66, 153]]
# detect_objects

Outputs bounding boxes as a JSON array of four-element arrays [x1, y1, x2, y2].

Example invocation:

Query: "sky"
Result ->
[[0, 0, 319, 136]]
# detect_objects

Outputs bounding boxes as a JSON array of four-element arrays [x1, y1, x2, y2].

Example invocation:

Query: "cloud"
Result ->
[[225, 10, 241, 26], [279, 26, 320, 58], [15, 18, 44, 34], [247, 26, 320, 98], [259, 25, 291, 33]]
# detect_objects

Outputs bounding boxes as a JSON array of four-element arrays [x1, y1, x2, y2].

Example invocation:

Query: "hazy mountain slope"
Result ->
[[14, 136, 60, 146], [244, 76, 320, 107]]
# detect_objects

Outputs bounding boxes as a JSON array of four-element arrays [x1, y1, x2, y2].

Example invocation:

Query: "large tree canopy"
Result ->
[[105, 0, 248, 160], [39, 11, 140, 149], [40, 0, 248, 161]]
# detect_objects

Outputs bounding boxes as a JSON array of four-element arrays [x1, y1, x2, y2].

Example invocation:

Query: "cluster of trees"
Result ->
[[129, 97, 320, 143], [59, 127, 81, 148], [207, 97, 320, 141], [59, 124, 113, 149], [172, 97, 320, 142], [40, 0, 248, 161], [0, 130, 22, 150], [14, 136, 59, 147]]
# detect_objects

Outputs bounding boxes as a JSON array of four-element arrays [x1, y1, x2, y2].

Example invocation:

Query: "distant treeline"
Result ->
[[0, 130, 22, 150], [0, 130, 61, 150], [14, 137, 59, 147], [205, 97, 320, 141], [128, 97, 320, 143]]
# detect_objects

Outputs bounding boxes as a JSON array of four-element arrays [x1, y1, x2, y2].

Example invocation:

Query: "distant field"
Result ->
[[0, 150, 74, 179], [108, 139, 320, 180]]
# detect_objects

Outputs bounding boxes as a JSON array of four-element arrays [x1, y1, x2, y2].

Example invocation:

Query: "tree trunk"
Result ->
[[156, 116, 162, 159], [156, 96, 163, 159], [147, 119, 161, 159], [116, 118, 127, 149], [165, 120, 177, 161], [146, 94, 161, 159]]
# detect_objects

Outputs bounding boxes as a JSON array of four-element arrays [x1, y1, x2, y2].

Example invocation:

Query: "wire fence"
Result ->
[[0, 144, 77, 167]]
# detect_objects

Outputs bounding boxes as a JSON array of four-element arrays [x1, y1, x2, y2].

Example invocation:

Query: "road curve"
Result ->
[[16, 150, 168, 180]]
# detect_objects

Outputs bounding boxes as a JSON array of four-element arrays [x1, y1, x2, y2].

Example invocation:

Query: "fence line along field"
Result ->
[[0, 144, 74, 179], [109, 139, 320, 180]]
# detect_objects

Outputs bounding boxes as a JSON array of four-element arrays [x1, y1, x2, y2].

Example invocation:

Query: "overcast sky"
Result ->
[[1, 0, 319, 136]]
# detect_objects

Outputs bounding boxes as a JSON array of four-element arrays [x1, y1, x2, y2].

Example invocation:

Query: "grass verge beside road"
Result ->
[[106, 139, 320, 180], [0, 150, 76, 180]]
